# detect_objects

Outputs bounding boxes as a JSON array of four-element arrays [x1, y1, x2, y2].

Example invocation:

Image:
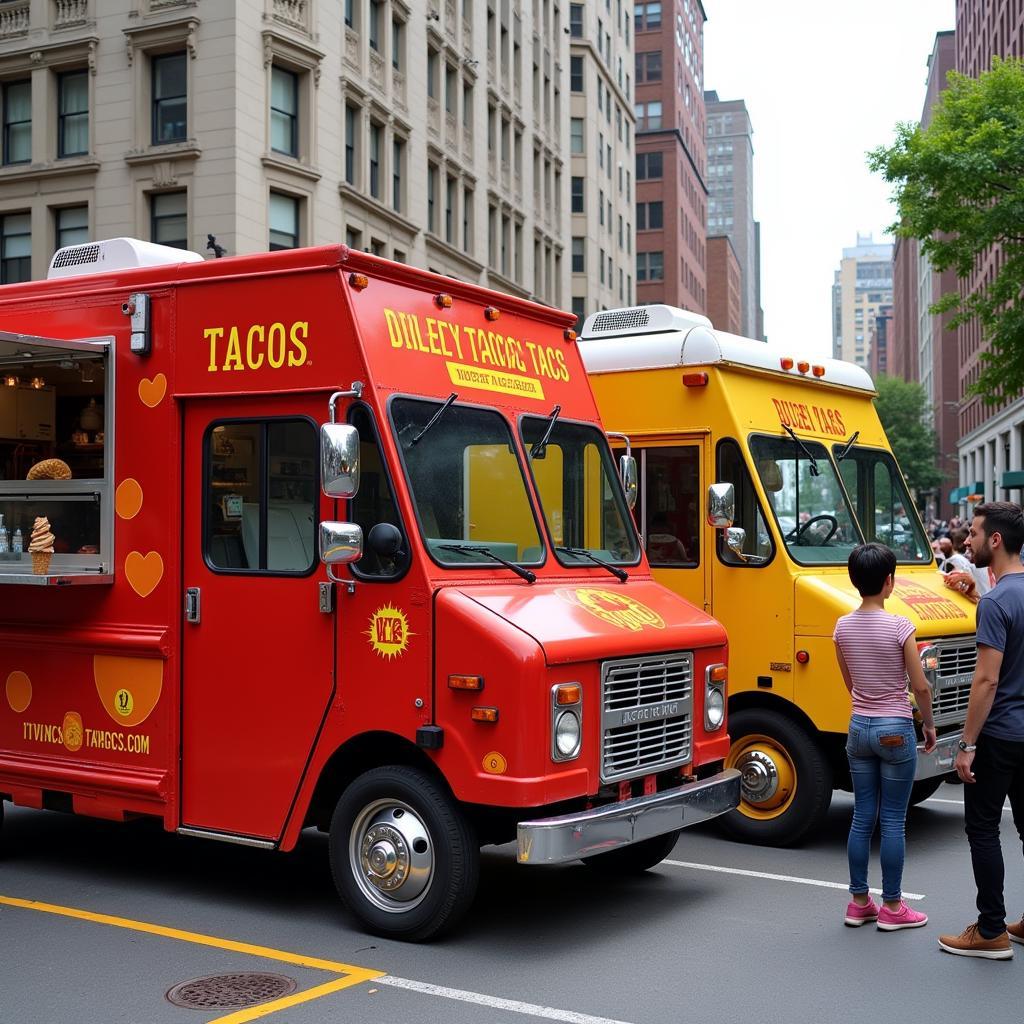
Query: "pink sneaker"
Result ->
[[877, 901, 928, 931], [844, 896, 880, 926]]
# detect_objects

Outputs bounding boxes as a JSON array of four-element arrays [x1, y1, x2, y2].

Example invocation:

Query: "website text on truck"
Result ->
[[580, 305, 973, 846], [0, 243, 739, 939]]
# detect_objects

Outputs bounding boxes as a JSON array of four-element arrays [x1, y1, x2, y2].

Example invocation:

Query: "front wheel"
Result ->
[[329, 766, 479, 942], [908, 776, 945, 806], [719, 708, 832, 847], [580, 830, 681, 874]]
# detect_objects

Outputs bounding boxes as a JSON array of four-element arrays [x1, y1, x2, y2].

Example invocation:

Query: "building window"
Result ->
[[270, 66, 298, 157], [344, 104, 358, 185], [571, 176, 584, 213], [445, 175, 456, 244], [268, 191, 299, 250], [570, 117, 584, 154], [427, 48, 439, 100], [635, 51, 662, 82], [571, 295, 586, 332], [445, 65, 457, 115], [57, 71, 88, 158], [345, 227, 362, 249], [570, 4, 584, 36], [427, 163, 438, 233], [392, 17, 404, 70], [636, 151, 663, 179], [344, 0, 354, 29], [368, 122, 382, 199], [635, 101, 662, 130], [570, 55, 584, 93], [152, 52, 187, 145], [55, 206, 89, 250], [571, 236, 585, 273], [0, 212, 31, 283], [392, 137, 404, 212], [637, 251, 664, 281], [463, 186, 473, 252], [369, 0, 383, 52], [634, 2, 662, 31], [637, 201, 663, 230], [2, 80, 31, 165], [150, 191, 187, 249]]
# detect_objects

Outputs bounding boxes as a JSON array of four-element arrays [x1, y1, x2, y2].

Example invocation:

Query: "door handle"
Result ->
[[185, 587, 201, 623]]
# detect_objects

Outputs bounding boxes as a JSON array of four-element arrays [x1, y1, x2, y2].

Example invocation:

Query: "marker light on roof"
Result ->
[[812, 365, 826, 378], [780, 357, 794, 371], [564, 328, 577, 341], [435, 292, 454, 308], [683, 372, 708, 387], [484, 306, 500, 321], [348, 273, 369, 290], [797, 360, 810, 374]]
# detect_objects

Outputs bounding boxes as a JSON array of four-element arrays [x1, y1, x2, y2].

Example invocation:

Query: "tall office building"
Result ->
[[568, 0, 634, 328], [704, 90, 759, 338], [705, 233, 740, 334], [831, 234, 892, 370], [633, 0, 706, 312], [0, 0, 569, 310]]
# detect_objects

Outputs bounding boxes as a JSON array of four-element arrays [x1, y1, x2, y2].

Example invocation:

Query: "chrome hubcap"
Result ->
[[350, 800, 433, 913], [738, 750, 780, 803]]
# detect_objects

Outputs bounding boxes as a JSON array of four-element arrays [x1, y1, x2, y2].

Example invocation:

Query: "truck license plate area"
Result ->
[[600, 652, 693, 783]]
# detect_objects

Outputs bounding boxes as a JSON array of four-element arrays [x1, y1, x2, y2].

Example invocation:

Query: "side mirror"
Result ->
[[707, 482, 735, 528], [726, 526, 748, 561], [619, 454, 638, 510], [319, 521, 363, 565], [321, 423, 360, 498]]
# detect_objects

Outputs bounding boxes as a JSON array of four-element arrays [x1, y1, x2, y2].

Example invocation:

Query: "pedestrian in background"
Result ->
[[939, 502, 1024, 960], [941, 526, 992, 603], [834, 543, 937, 931]]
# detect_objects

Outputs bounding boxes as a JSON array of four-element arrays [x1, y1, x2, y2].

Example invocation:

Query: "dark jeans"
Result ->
[[964, 734, 1024, 938]]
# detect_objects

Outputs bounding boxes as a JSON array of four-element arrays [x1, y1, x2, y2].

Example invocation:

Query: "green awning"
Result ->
[[969, 480, 985, 496], [1002, 471, 1024, 488], [948, 486, 967, 502]]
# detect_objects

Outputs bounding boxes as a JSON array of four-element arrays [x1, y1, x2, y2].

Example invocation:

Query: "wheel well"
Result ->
[[305, 732, 450, 831], [728, 691, 849, 785]]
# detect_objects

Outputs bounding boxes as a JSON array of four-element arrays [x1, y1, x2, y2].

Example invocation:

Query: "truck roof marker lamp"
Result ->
[[348, 272, 369, 290], [484, 306, 501, 321], [564, 328, 577, 342], [812, 365, 826, 378], [797, 360, 810, 374], [435, 292, 454, 309], [683, 372, 708, 387], [780, 357, 794, 371]]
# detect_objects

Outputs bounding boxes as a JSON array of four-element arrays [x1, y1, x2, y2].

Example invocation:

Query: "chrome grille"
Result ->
[[932, 635, 976, 726], [601, 652, 693, 782]]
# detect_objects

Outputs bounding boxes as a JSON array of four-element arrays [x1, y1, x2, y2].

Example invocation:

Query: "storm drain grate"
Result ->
[[166, 973, 298, 1010]]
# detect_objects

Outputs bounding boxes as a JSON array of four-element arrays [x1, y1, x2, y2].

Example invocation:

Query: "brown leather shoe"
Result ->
[[938, 923, 1013, 959], [1008, 917, 1024, 945]]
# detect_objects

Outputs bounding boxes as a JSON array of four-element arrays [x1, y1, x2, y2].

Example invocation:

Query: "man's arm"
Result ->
[[955, 644, 1003, 783]]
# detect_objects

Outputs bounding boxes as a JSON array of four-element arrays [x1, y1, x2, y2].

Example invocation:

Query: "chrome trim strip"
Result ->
[[176, 826, 277, 850], [516, 768, 741, 865]]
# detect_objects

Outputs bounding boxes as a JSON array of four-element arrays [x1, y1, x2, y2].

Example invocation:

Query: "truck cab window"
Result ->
[[716, 439, 773, 566], [638, 446, 699, 567], [349, 405, 408, 578], [205, 418, 317, 573]]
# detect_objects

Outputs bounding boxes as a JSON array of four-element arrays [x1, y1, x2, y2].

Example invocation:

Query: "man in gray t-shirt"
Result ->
[[939, 502, 1024, 960]]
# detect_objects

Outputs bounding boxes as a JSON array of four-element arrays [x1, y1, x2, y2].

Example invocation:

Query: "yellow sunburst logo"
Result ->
[[367, 605, 413, 659]]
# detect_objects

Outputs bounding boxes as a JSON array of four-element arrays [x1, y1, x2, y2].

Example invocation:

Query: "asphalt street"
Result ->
[[1, 782, 1021, 1024]]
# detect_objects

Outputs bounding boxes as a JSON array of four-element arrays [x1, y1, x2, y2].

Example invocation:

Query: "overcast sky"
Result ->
[[702, 0, 956, 358]]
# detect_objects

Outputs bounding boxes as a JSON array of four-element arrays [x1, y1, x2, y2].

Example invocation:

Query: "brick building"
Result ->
[[705, 233, 740, 334]]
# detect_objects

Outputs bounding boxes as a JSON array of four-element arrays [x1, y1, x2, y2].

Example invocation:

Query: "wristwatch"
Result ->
[[958, 739, 977, 752]]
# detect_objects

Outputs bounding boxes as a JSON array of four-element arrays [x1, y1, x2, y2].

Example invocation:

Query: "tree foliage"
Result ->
[[873, 374, 943, 495], [868, 57, 1024, 403]]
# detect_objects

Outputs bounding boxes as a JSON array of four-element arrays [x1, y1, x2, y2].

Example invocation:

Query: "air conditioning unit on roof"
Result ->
[[47, 237, 204, 280]]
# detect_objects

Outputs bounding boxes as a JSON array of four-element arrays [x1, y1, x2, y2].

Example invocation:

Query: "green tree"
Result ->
[[873, 374, 943, 497], [868, 57, 1024, 403]]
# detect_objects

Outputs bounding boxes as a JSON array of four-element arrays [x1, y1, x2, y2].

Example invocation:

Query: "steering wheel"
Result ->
[[785, 514, 839, 544]]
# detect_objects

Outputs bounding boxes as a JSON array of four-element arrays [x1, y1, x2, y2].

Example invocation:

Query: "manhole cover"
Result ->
[[166, 973, 298, 1010]]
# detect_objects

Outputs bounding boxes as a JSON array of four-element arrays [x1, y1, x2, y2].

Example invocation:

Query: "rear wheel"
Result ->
[[909, 777, 945, 806], [329, 766, 479, 942], [580, 830, 681, 874], [720, 709, 832, 847]]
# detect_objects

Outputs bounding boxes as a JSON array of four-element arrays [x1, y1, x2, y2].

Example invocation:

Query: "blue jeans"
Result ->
[[846, 715, 918, 901]]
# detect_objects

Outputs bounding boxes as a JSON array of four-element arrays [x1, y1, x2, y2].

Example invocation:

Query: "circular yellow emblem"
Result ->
[[559, 588, 665, 632], [62, 711, 84, 752], [482, 751, 508, 775], [367, 605, 413, 659], [114, 688, 134, 718]]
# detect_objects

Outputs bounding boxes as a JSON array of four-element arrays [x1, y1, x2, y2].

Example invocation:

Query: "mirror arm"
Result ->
[[326, 563, 356, 593], [605, 431, 632, 459], [328, 381, 365, 423]]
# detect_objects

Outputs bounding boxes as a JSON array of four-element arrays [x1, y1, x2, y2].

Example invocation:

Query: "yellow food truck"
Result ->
[[580, 305, 973, 846]]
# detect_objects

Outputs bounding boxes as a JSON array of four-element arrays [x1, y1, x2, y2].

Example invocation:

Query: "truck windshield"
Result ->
[[835, 445, 932, 563], [749, 435, 862, 565], [520, 417, 640, 567], [390, 397, 544, 568]]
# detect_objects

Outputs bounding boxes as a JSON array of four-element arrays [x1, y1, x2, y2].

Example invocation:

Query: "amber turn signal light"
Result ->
[[780, 357, 794, 370], [564, 328, 577, 341], [348, 273, 369, 290], [796, 650, 810, 664], [708, 664, 728, 683], [435, 292, 454, 308], [797, 360, 810, 374], [448, 674, 484, 691], [554, 683, 581, 705], [683, 372, 708, 387], [812, 364, 826, 378], [471, 706, 499, 723], [484, 306, 500, 321]]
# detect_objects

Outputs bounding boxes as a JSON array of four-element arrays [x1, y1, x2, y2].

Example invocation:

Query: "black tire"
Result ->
[[580, 829, 681, 874], [909, 777, 945, 806], [719, 708, 833, 847], [329, 765, 479, 942]]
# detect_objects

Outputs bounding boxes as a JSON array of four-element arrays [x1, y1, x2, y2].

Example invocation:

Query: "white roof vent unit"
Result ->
[[47, 237, 204, 280], [581, 304, 711, 339]]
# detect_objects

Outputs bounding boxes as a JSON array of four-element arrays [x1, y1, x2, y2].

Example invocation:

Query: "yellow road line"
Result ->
[[0, 894, 383, 1024]]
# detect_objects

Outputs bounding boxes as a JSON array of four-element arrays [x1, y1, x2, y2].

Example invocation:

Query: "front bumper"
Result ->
[[915, 732, 961, 781], [516, 768, 741, 865]]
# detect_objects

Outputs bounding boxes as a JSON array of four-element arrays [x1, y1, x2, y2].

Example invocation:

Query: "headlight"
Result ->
[[554, 711, 581, 757], [704, 663, 727, 731]]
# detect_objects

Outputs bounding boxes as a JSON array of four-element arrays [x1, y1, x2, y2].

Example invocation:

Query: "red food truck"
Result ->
[[0, 239, 738, 940]]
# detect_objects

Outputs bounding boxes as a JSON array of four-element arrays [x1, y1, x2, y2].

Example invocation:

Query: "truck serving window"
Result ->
[[636, 446, 699, 567], [390, 397, 544, 568], [204, 418, 317, 574], [521, 417, 640, 567], [749, 434, 862, 566], [835, 445, 931, 563]]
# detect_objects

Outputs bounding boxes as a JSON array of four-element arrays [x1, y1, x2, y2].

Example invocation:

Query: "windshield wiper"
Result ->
[[439, 543, 537, 583], [556, 546, 628, 582], [410, 392, 458, 445], [835, 431, 861, 461], [782, 423, 820, 477], [529, 404, 562, 459]]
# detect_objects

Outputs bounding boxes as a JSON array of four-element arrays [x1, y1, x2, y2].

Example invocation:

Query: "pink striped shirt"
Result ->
[[833, 609, 916, 719]]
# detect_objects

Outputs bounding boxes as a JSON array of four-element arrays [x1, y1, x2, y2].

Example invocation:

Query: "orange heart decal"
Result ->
[[138, 374, 167, 408], [115, 478, 143, 520], [94, 655, 163, 727], [125, 550, 163, 597], [6, 670, 32, 713]]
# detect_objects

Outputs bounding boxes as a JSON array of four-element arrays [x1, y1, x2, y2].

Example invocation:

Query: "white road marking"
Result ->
[[375, 976, 637, 1024], [923, 796, 1012, 812], [662, 859, 926, 901]]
